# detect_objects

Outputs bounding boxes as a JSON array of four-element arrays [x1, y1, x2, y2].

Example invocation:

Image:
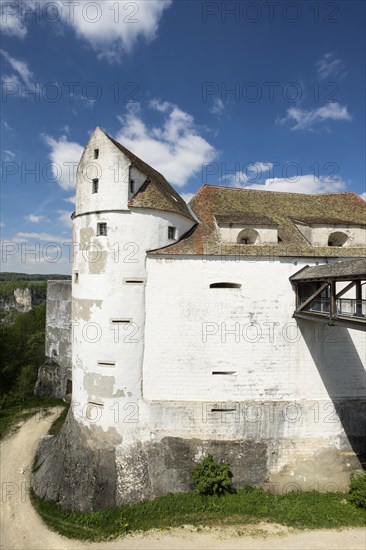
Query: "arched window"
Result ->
[[237, 228, 259, 244], [210, 282, 241, 289], [328, 231, 348, 247]]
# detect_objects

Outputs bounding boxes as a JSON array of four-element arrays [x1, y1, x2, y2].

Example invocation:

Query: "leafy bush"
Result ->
[[192, 453, 233, 496], [349, 470, 366, 509]]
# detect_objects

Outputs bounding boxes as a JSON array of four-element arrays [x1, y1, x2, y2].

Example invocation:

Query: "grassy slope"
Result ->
[[31, 488, 365, 542]]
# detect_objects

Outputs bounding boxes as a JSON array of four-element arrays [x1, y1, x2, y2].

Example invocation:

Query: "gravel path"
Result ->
[[1, 409, 365, 550]]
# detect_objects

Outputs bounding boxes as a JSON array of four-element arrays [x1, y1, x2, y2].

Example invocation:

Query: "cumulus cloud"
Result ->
[[316, 53, 347, 80], [244, 174, 346, 194], [25, 214, 49, 223], [0, 2, 29, 39], [43, 134, 84, 190], [116, 101, 217, 186], [278, 102, 351, 131], [56, 0, 172, 62], [57, 210, 73, 228], [221, 162, 274, 187]]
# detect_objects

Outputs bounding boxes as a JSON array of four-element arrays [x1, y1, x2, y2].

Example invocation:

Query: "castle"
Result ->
[[32, 127, 366, 511]]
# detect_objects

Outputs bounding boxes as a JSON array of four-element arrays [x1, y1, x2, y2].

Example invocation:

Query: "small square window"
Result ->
[[92, 179, 99, 193], [97, 222, 107, 236], [94, 149, 99, 159], [168, 226, 176, 239]]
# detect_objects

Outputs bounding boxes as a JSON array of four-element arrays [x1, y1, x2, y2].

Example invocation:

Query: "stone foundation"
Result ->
[[31, 398, 365, 511]]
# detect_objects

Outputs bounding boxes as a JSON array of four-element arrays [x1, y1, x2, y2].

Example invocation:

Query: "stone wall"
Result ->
[[34, 280, 72, 399]]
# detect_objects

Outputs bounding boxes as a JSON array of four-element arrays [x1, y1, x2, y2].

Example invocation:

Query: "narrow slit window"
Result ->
[[110, 319, 131, 324], [168, 226, 176, 239], [94, 149, 99, 159], [74, 271, 79, 283], [211, 408, 237, 413], [88, 401, 104, 408], [97, 361, 116, 368], [92, 178, 99, 193], [209, 282, 241, 289], [130, 179, 135, 194], [123, 278, 146, 285], [212, 371, 237, 375], [97, 222, 107, 236]]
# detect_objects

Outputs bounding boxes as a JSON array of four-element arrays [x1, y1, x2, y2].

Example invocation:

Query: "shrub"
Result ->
[[349, 470, 366, 509], [192, 453, 233, 496]]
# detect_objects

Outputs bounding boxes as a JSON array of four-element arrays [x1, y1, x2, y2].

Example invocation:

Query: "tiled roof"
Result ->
[[292, 217, 366, 226], [105, 133, 194, 221], [215, 213, 277, 225], [150, 185, 366, 257], [290, 258, 366, 281]]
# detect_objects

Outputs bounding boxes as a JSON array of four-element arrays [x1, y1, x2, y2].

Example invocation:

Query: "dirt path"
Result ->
[[1, 410, 365, 550]]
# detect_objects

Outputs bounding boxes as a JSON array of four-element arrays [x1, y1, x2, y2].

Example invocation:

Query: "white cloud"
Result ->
[[25, 214, 49, 223], [0, 49, 34, 86], [244, 174, 346, 194], [64, 195, 76, 205], [15, 231, 66, 242], [181, 192, 195, 203], [3, 121, 15, 133], [0, 3, 27, 39], [43, 135, 84, 190], [3, 149, 15, 161], [116, 101, 217, 187], [360, 192, 366, 202], [0, 222, 5, 228], [279, 103, 351, 131], [210, 97, 225, 115], [56, 0, 172, 62], [221, 162, 274, 187], [57, 210, 73, 228], [316, 53, 347, 80]]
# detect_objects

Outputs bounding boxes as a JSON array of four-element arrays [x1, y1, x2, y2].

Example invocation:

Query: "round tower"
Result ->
[[71, 127, 195, 442]]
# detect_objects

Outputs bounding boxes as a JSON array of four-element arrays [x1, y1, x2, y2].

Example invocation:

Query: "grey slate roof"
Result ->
[[290, 258, 366, 281]]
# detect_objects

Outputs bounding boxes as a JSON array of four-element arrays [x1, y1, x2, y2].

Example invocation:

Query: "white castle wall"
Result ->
[[143, 256, 366, 402]]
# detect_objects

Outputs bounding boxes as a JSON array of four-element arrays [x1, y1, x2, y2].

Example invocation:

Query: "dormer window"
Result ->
[[328, 231, 348, 247], [237, 228, 259, 244], [94, 149, 99, 159], [168, 226, 177, 240], [92, 179, 99, 193]]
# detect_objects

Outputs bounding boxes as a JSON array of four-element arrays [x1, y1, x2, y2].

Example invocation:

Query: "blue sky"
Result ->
[[1, 0, 365, 274]]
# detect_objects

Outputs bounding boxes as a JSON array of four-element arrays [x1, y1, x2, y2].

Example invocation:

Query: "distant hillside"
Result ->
[[0, 273, 71, 282], [0, 274, 70, 324]]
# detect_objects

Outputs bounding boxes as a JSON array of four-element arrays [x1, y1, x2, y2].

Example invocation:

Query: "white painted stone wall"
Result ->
[[217, 223, 278, 244], [72, 128, 195, 433], [143, 256, 366, 402], [295, 223, 366, 247]]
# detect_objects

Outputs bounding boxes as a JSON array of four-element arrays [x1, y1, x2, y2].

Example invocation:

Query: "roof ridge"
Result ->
[[199, 184, 359, 197]]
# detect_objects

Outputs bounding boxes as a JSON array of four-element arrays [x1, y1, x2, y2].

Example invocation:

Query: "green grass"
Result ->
[[30, 487, 366, 542], [0, 397, 66, 439]]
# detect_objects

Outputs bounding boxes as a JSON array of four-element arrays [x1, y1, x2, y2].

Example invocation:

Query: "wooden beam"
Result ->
[[335, 280, 356, 299], [297, 282, 329, 312], [356, 281, 362, 316], [330, 280, 337, 320]]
